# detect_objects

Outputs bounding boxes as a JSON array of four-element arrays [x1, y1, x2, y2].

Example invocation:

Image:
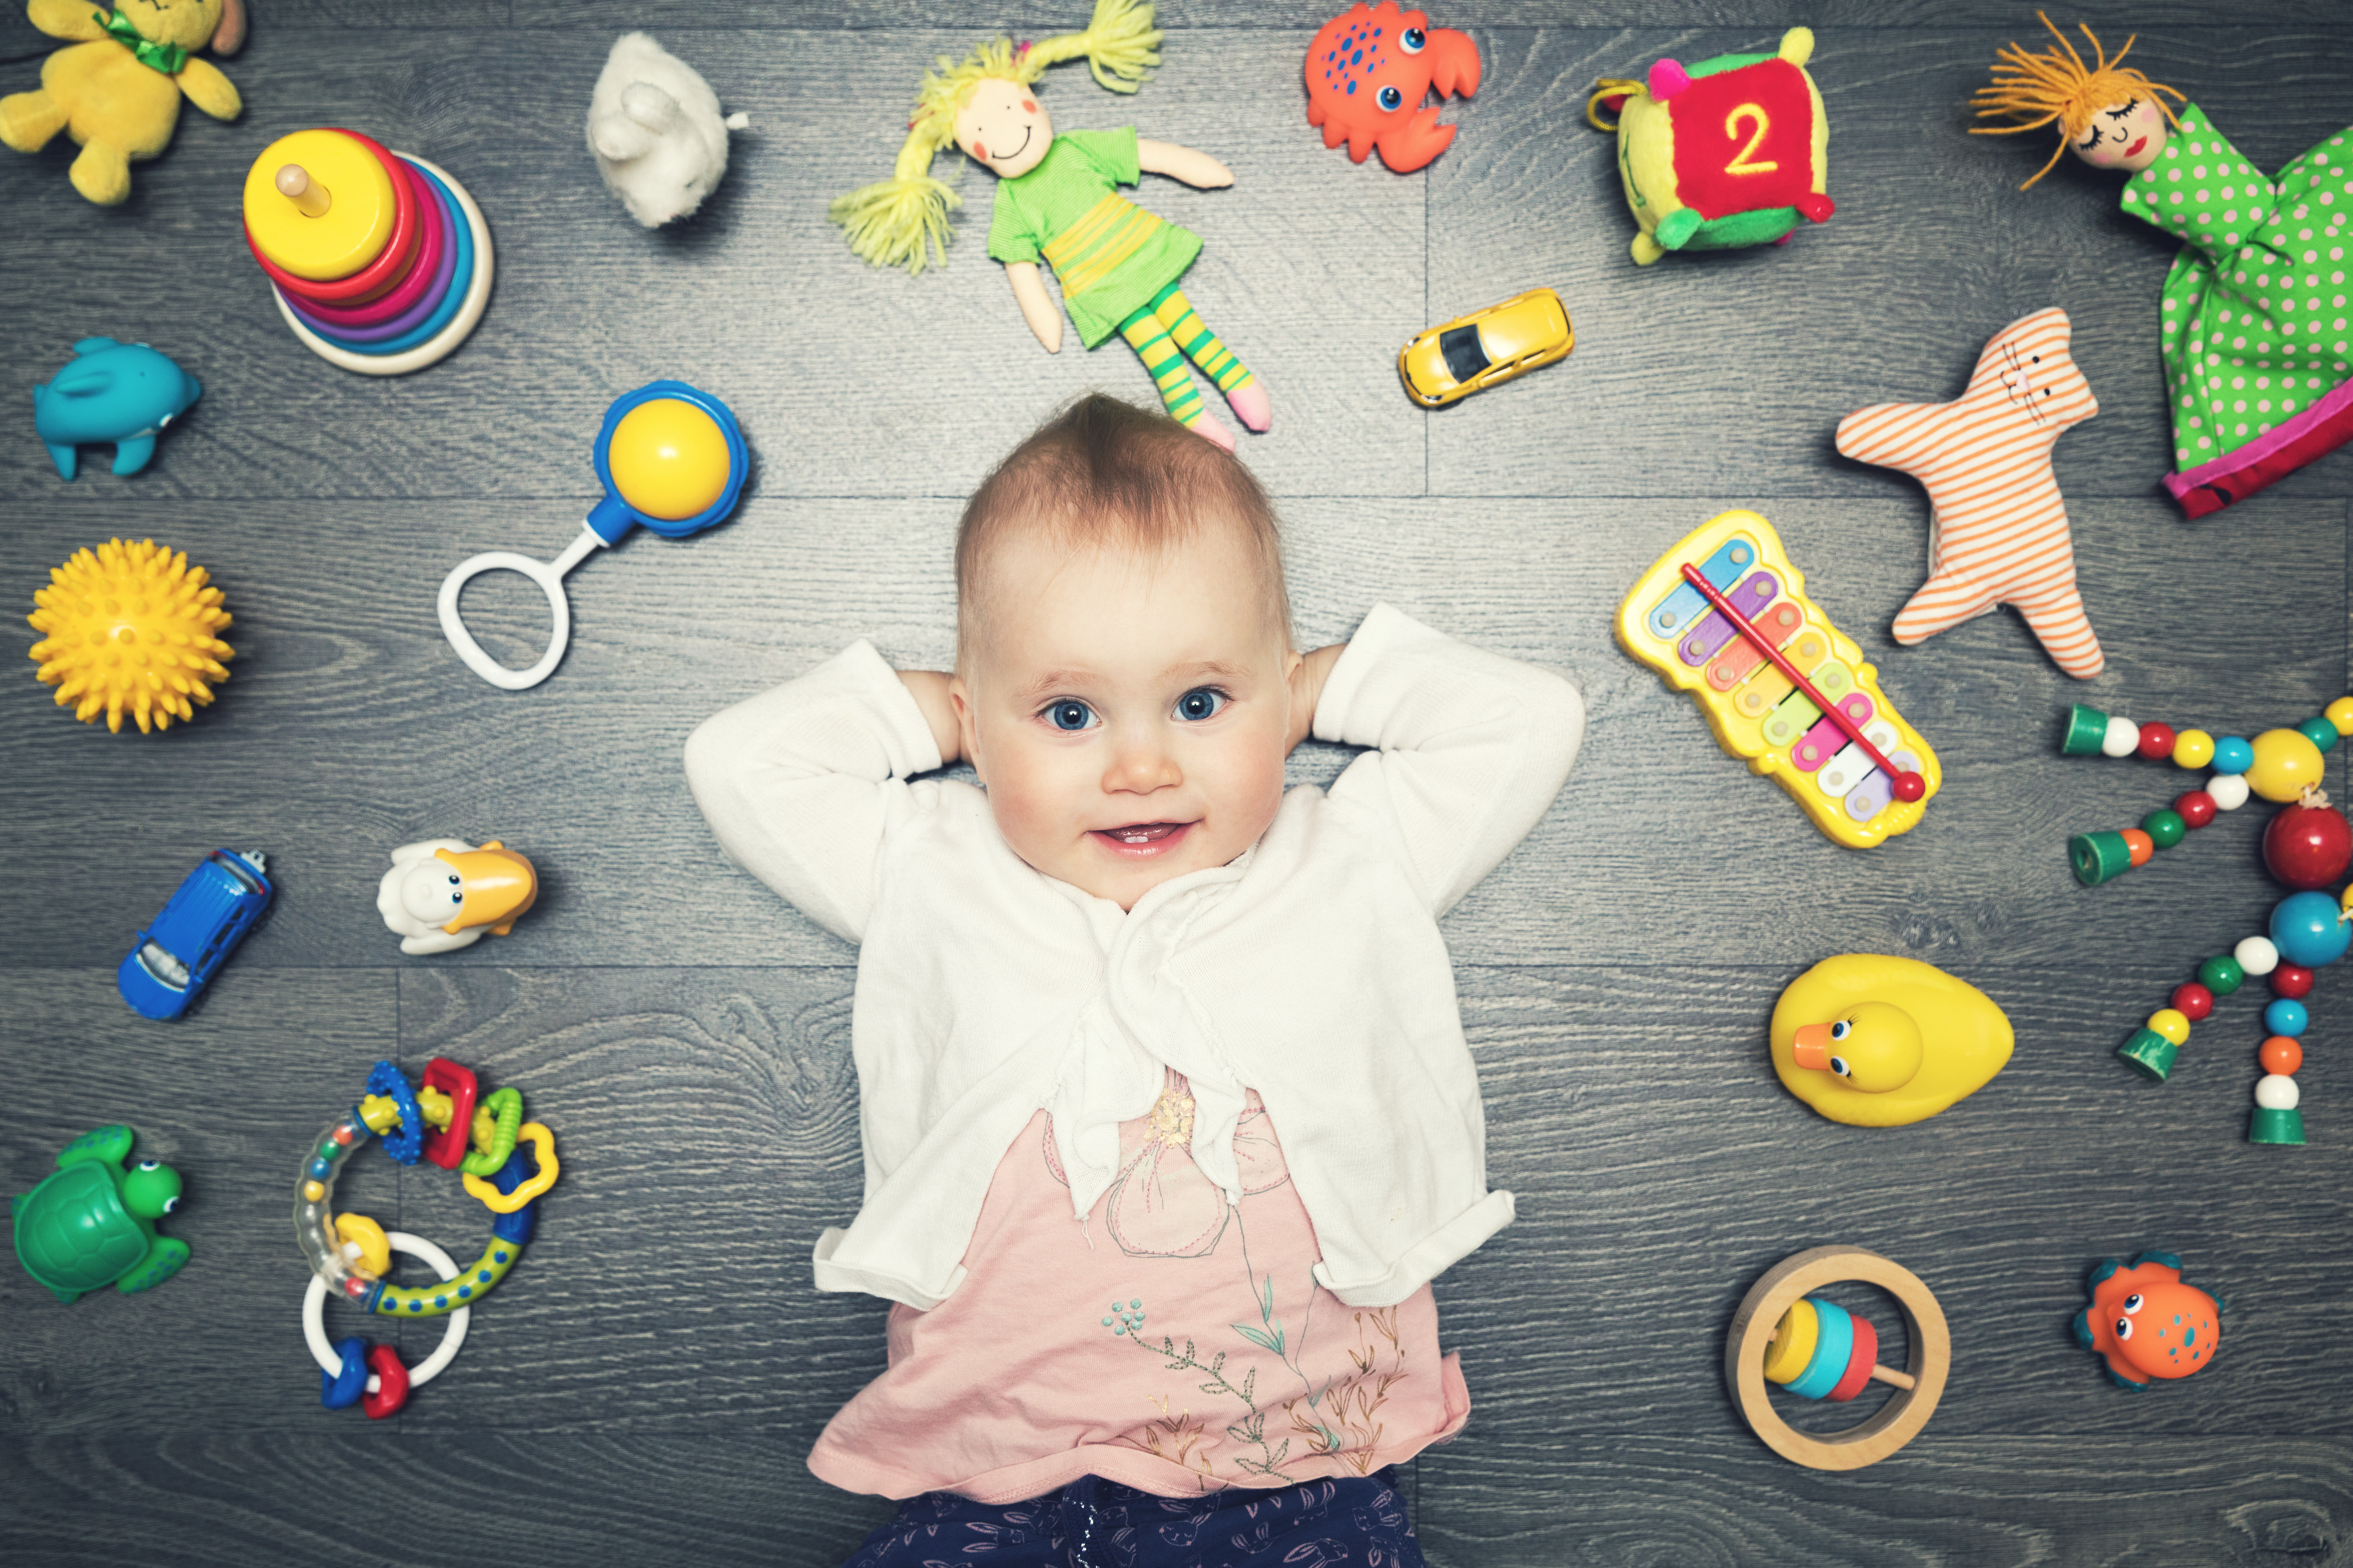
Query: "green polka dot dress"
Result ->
[[2121, 107, 2353, 517]]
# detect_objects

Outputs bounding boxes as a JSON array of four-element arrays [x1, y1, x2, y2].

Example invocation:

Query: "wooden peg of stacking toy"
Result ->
[[276, 163, 332, 217], [1727, 1245, 1951, 1471]]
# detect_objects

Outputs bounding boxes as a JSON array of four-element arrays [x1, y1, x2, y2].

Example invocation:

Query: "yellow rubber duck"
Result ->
[[1770, 955, 2012, 1127]]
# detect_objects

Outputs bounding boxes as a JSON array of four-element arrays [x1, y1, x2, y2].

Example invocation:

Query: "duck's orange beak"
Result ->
[[1791, 1023, 1832, 1069]]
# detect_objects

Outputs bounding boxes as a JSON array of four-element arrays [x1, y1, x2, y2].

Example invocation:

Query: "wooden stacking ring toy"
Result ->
[[1726, 1245, 1951, 1470], [243, 129, 493, 375], [294, 1058, 556, 1415]]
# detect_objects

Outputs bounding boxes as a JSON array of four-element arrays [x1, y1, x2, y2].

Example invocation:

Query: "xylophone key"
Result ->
[[1734, 667, 1797, 719], [1794, 695, 1874, 775], [1679, 571, 1781, 666], [1707, 601, 1806, 691], [1647, 535, 1760, 640]]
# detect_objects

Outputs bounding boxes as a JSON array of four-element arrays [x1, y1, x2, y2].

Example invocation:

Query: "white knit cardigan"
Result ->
[[683, 604, 1585, 1310]]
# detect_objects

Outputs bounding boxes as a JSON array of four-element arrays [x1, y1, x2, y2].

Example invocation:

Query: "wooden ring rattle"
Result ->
[[1725, 1245, 1950, 1471]]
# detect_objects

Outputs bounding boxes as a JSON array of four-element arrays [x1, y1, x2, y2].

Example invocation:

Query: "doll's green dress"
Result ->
[[2118, 106, 2353, 517], [985, 126, 1201, 349]]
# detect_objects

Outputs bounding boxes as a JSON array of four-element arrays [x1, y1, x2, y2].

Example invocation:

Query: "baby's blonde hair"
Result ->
[[1972, 11, 2184, 190], [955, 394, 1292, 674], [830, 0, 1162, 276]]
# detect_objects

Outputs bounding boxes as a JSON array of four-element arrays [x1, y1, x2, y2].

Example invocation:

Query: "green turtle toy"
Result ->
[[11, 1125, 188, 1303]]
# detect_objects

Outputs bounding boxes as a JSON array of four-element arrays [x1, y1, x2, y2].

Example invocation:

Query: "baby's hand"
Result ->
[[1285, 644, 1345, 754]]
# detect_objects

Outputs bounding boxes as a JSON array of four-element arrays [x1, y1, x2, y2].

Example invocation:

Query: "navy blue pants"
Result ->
[[842, 1469, 1427, 1568]]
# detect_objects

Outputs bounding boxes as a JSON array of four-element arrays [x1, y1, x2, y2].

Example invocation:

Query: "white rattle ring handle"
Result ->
[[437, 526, 604, 691], [303, 1231, 471, 1391]]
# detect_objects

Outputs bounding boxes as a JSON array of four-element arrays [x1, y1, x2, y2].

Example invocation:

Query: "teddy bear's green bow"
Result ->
[[94, 9, 189, 74]]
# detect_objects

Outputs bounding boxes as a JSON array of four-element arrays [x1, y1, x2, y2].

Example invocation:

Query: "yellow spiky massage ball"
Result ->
[[27, 539, 234, 734]]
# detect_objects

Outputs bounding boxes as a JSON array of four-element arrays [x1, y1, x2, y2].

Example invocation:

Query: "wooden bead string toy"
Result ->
[[2114, 889, 2348, 1146], [241, 129, 493, 375], [2060, 698, 2353, 885], [295, 1057, 558, 1417], [1727, 1245, 1951, 1471]]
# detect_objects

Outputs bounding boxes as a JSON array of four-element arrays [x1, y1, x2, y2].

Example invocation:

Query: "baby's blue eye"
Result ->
[[1047, 700, 1096, 731], [1174, 688, 1225, 722]]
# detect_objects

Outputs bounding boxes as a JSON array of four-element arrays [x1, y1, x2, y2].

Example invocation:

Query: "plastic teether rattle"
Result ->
[[437, 381, 748, 690]]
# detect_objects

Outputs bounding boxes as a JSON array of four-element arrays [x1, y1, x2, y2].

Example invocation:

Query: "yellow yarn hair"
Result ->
[[830, 0, 1162, 274], [1971, 11, 2184, 190]]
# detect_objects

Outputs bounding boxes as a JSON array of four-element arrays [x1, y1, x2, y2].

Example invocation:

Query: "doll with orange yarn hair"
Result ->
[[1976, 13, 2353, 518], [831, 0, 1269, 451]]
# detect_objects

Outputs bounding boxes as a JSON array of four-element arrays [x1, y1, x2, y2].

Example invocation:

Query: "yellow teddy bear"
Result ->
[[0, 0, 246, 205]]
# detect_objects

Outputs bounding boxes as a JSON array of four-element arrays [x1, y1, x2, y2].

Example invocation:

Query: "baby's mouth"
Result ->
[[1099, 822, 1185, 845]]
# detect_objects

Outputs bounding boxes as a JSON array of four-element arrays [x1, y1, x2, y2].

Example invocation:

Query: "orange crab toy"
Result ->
[[1304, 2, 1480, 172], [2073, 1251, 2221, 1388]]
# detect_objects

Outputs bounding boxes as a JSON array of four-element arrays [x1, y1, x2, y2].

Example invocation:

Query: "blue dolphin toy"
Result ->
[[33, 339, 201, 480]]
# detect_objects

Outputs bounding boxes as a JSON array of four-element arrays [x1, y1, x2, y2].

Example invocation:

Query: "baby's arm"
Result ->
[[1136, 139, 1234, 189], [682, 643, 947, 943], [1285, 644, 1346, 755], [1317, 605, 1584, 915]]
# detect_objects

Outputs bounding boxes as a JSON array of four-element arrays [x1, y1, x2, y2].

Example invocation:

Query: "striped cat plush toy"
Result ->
[[1837, 306, 2105, 679]]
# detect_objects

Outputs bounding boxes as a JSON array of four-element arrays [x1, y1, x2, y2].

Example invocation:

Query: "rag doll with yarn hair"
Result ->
[[830, 0, 1270, 450], [1975, 12, 2353, 519]]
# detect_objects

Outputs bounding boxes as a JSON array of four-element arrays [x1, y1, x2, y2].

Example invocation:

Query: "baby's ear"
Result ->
[[210, 0, 247, 56]]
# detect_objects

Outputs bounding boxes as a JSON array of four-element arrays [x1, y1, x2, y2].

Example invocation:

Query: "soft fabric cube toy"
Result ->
[[0, 0, 244, 206], [1588, 27, 1833, 266]]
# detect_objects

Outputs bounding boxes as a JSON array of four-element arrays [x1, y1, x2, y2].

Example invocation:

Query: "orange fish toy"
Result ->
[[1304, 2, 1480, 172], [2073, 1250, 2221, 1388]]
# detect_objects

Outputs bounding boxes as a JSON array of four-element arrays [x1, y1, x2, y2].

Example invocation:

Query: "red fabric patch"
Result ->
[[1667, 58, 1816, 220]]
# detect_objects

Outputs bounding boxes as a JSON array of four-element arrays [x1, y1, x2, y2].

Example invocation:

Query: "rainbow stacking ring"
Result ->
[[244, 129, 493, 376]]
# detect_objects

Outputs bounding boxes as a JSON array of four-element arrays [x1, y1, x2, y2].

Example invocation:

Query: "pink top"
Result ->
[[810, 1071, 1470, 1503]]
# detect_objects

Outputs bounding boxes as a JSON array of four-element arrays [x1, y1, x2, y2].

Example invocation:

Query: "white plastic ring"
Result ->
[[437, 526, 603, 690], [271, 154, 494, 377], [303, 1230, 471, 1392]]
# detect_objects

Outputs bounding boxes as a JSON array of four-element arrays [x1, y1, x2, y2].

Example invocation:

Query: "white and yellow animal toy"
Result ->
[[377, 839, 538, 956]]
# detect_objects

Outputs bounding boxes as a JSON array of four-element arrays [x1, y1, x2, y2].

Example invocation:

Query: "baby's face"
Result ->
[[953, 524, 1299, 911], [2072, 96, 2168, 173]]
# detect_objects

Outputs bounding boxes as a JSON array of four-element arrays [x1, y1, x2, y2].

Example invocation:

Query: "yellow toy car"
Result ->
[[1396, 287, 1572, 407]]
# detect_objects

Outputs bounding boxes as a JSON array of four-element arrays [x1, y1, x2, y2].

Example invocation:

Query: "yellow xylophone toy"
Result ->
[[1615, 509, 1940, 849]]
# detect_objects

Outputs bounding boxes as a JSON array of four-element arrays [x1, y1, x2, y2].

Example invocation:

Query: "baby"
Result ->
[[684, 394, 1584, 1565]]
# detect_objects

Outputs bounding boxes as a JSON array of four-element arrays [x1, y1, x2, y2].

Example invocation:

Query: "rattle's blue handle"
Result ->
[[586, 491, 639, 547]]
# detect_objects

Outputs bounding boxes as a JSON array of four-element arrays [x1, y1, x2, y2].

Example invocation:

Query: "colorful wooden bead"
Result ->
[[2273, 964, 2315, 999], [2259, 1036, 2304, 1076], [2270, 890, 2351, 969], [2142, 809, 2187, 849], [2136, 722, 2178, 761], [2208, 773, 2252, 811], [2248, 729, 2327, 803], [2264, 998, 2310, 1037], [2327, 697, 2353, 735], [1827, 1311, 1882, 1403], [1762, 1298, 1820, 1385], [2255, 1073, 2301, 1110], [2170, 982, 2215, 1021], [2175, 791, 2217, 829], [1786, 1297, 1856, 1400], [2235, 936, 2281, 977], [2212, 736, 2255, 776], [2172, 729, 2216, 770], [2122, 829, 2154, 866], [2296, 716, 2340, 752], [2102, 716, 2142, 758], [2198, 955, 2245, 996], [2146, 1008, 2191, 1045]]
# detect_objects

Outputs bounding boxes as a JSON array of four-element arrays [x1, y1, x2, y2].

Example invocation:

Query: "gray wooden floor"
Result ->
[[5, 2, 2351, 1564]]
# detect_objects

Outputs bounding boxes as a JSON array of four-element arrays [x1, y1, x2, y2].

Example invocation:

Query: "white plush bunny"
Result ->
[[587, 32, 749, 228]]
